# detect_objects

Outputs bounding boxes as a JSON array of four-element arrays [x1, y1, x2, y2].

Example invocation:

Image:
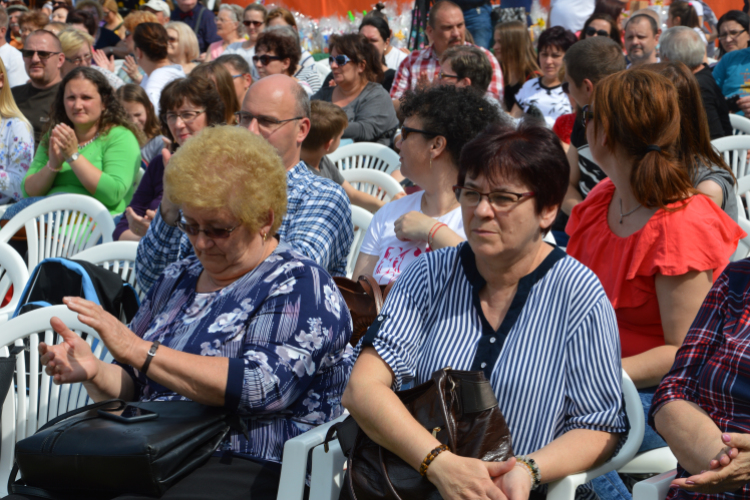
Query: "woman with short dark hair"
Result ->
[[344, 120, 626, 500], [511, 26, 577, 126], [716, 10, 750, 58], [580, 13, 622, 46], [310, 33, 397, 145], [133, 22, 185, 115]]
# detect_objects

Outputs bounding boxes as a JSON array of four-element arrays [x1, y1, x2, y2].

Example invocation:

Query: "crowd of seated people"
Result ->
[[1, 1, 750, 499]]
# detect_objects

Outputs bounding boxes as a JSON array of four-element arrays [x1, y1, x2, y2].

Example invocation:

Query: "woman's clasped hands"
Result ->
[[426, 452, 531, 500], [48, 123, 80, 169], [40, 297, 146, 385], [673, 433, 750, 494]]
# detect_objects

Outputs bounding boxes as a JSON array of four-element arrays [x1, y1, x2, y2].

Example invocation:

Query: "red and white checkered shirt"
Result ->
[[389, 42, 504, 104]]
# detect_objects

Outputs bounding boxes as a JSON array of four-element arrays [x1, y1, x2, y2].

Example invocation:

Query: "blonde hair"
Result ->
[[166, 21, 200, 65], [58, 28, 94, 56], [164, 126, 287, 235], [0, 58, 30, 126]]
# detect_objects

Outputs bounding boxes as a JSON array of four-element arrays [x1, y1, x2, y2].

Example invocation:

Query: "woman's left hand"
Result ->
[[394, 211, 439, 242], [63, 296, 146, 365], [92, 49, 115, 72], [492, 464, 532, 500], [672, 433, 750, 494], [53, 124, 79, 160]]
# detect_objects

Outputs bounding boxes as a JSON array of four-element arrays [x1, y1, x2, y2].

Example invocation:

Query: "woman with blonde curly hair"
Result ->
[[165, 21, 200, 75], [10, 67, 142, 218], [20, 125, 354, 500]]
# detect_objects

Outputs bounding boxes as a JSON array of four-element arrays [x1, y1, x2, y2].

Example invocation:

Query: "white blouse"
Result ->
[[0, 117, 33, 205]]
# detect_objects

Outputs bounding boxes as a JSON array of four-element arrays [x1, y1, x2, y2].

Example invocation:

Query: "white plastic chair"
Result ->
[[730, 113, 750, 136], [71, 241, 143, 301], [0, 305, 112, 495], [341, 168, 405, 205], [134, 167, 145, 191], [0, 194, 115, 274], [712, 135, 750, 178], [315, 58, 331, 84], [618, 447, 677, 475], [345, 206, 374, 279], [0, 243, 29, 324], [328, 143, 401, 176], [632, 469, 678, 500]]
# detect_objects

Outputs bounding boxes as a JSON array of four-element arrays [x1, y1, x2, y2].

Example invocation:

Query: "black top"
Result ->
[[382, 69, 396, 93], [11, 82, 59, 148], [94, 27, 122, 50], [504, 80, 522, 112], [570, 114, 587, 149], [694, 64, 733, 140]]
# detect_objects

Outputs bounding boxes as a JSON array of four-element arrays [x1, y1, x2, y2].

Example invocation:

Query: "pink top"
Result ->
[[208, 40, 225, 60]]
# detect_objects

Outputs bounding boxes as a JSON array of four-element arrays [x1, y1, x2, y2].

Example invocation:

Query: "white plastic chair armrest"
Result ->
[[632, 470, 678, 500], [618, 447, 677, 474], [276, 414, 349, 500], [309, 437, 346, 500]]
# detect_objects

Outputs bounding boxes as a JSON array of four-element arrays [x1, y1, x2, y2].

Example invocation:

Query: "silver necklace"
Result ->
[[78, 133, 99, 150], [619, 198, 642, 224]]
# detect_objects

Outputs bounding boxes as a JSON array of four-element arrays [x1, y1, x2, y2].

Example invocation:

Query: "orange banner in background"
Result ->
[[222, 0, 740, 25]]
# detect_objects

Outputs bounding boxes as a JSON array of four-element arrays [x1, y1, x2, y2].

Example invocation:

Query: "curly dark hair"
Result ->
[[43, 67, 144, 148], [255, 27, 300, 76], [329, 33, 384, 84], [537, 25, 578, 54], [158, 76, 226, 146], [400, 85, 501, 164]]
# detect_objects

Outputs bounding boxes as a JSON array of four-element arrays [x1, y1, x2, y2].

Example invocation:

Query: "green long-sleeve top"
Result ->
[[23, 125, 141, 214]]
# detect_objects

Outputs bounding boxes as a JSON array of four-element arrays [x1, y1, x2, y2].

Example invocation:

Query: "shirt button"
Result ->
[[377, 316, 383, 321], [489, 337, 496, 343], [480, 362, 487, 368]]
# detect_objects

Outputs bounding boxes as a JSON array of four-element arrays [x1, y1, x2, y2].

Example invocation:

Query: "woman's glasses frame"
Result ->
[[252, 54, 282, 66], [328, 54, 352, 67], [453, 185, 536, 211], [176, 212, 240, 239]]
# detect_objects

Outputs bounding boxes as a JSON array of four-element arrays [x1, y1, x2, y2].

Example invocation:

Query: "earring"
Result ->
[[261, 231, 268, 242], [429, 157, 433, 170]]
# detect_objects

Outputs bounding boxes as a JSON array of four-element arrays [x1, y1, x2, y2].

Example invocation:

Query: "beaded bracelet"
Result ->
[[418, 444, 449, 476], [515, 455, 541, 490]]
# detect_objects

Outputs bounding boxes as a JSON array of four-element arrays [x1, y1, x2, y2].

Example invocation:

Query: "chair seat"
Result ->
[[618, 447, 677, 475]]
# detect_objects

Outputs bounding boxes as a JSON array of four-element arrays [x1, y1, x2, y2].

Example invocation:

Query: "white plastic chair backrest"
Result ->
[[736, 174, 750, 221], [730, 113, 750, 136], [712, 135, 750, 178], [315, 58, 331, 83], [70, 241, 143, 301], [134, 167, 146, 191], [546, 370, 643, 500], [0, 306, 112, 495], [731, 218, 750, 262], [346, 206, 373, 279], [0, 195, 115, 273], [328, 143, 401, 176], [341, 169, 405, 204], [0, 243, 29, 324]]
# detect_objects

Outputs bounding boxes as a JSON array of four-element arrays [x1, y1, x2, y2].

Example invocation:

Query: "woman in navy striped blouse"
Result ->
[[343, 123, 627, 499]]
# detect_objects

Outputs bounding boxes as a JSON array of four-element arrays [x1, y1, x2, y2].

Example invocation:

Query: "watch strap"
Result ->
[[65, 151, 80, 164], [140, 340, 160, 376]]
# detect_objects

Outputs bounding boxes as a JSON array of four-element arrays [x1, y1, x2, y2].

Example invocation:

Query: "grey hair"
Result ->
[[219, 4, 245, 36], [265, 23, 300, 45], [659, 26, 705, 69], [291, 81, 310, 118]]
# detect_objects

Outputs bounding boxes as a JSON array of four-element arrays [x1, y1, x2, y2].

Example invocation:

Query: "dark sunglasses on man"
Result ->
[[252, 54, 282, 66], [22, 49, 61, 60], [584, 26, 610, 38]]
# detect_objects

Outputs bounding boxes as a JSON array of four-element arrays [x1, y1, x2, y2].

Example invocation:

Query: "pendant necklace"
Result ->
[[619, 198, 642, 224]]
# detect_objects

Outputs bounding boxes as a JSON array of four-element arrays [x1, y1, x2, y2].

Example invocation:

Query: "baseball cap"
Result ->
[[6, 4, 29, 14], [142, 0, 169, 17]]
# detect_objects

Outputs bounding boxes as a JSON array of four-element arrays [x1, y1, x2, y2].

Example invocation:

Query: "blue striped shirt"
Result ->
[[363, 242, 627, 457], [135, 161, 354, 293]]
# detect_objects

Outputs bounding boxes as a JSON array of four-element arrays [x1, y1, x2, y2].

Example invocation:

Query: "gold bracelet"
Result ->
[[418, 444, 449, 476]]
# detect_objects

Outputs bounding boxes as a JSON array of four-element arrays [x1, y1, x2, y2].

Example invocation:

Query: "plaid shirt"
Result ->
[[389, 42, 504, 103], [135, 161, 353, 293], [650, 260, 750, 500]]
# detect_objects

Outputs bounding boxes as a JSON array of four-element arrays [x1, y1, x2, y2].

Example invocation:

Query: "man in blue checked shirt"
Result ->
[[135, 74, 354, 293]]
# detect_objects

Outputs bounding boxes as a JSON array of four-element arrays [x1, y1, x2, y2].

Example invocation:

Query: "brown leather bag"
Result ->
[[333, 276, 394, 347], [338, 368, 514, 500]]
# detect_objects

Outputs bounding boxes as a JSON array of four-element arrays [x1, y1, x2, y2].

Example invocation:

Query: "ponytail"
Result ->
[[669, 1, 701, 28], [631, 146, 696, 210]]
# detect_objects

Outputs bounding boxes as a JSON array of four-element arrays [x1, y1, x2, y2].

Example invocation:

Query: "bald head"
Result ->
[[240, 74, 311, 170]]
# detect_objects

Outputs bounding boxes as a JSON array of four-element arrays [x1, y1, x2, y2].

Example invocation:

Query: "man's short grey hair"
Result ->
[[660, 26, 705, 69], [291, 82, 310, 119]]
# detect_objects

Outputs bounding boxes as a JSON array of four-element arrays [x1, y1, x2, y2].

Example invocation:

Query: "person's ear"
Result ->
[[261, 209, 274, 238], [323, 137, 335, 152], [674, 15, 681, 25], [583, 78, 594, 99], [56, 52, 65, 69], [539, 205, 558, 234], [431, 135, 448, 159], [282, 57, 290, 72], [457, 77, 471, 88], [297, 116, 311, 145]]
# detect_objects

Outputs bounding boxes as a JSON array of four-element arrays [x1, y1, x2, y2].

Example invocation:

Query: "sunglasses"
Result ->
[[252, 54, 282, 65], [243, 20, 263, 27], [582, 104, 595, 128], [175, 214, 239, 239], [400, 125, 440, 141], [22, 49, 61, 60], [584, 27, 610, 37], [329, 54, 352, 67], [719, 28, 747, 39], [438, 71, 458, 80]]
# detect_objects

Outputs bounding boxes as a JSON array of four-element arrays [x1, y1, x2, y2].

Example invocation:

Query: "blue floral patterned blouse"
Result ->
[[118, 244, 354, 464]]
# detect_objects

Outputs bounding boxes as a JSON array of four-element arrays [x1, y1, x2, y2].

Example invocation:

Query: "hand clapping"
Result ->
[[48, 124, 79, 169]]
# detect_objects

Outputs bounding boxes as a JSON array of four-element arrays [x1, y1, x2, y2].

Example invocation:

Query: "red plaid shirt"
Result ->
[[650, 260, 750, 499], [389, 42, 504, 104]]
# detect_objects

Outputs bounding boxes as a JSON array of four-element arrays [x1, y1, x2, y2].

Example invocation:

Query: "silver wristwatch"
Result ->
[[65, 151, 80, 164]]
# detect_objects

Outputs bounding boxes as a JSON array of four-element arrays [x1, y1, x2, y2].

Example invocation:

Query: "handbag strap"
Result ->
[[357, 275, 384, 312]]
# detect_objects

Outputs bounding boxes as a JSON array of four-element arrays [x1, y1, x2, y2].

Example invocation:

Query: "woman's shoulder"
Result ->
[[567, 178, 614, 233], [3, 117, 32, 137], [517, 77, 541, 94]]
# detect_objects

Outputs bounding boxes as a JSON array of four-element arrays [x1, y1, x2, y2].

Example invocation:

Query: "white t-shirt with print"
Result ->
[[359, 191, 466, 285], [515, 77, 572, 128]]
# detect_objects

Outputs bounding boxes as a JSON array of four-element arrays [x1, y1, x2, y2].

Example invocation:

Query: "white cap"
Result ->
[[688, 1, 704, 18], [142, 0, 170, 18]]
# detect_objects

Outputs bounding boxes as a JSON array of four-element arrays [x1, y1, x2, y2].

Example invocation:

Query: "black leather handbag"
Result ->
[[9, 399, 245, 499]]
